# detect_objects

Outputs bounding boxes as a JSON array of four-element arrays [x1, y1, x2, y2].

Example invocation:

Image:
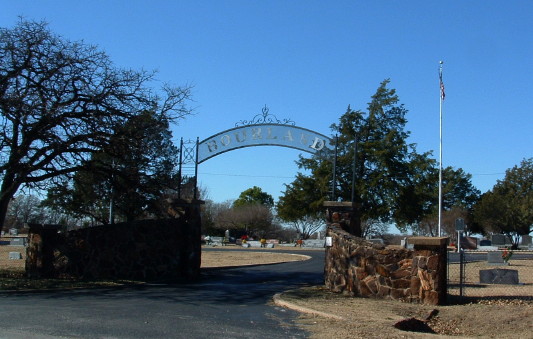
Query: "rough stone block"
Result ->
[[390, 288, 407, 300], [422, 290, 439, 305], [378, 285, 391, 297], [359, 281, 372, 297], [417, 256, 428, 269], [355, 267, 367, 280], [399, 258, 412, 269], [428, 271, 439, 290], [363, 276, 378, 294], [386, 262, 399, 271], [411, 257, 419, 274], [335, 275, 346, 289], [377, 275, 391, 287], [418, 270, 432, 291], [376, 264, 390, 277], [426, 255, 440, 270], [365, 263, 376, 275], [377, 249, 390, 255], [391, 268, 411, 279], [392, 279, 411, 289]]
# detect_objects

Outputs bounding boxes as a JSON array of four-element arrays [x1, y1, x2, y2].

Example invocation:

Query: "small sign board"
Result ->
[[455, 218, 465, 232]]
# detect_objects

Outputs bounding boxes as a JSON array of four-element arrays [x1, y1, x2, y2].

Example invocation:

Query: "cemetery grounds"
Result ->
[[1, 243, 532, 338]]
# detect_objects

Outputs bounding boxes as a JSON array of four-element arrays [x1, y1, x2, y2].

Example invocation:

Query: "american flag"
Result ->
[[439, 68, 445, 100]]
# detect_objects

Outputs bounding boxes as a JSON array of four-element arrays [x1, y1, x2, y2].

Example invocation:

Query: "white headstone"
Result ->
[[491, 234, 508, 246], [9, 252, 22, 260], [487, 251, 506, 265], [521, 235, 532, 246]]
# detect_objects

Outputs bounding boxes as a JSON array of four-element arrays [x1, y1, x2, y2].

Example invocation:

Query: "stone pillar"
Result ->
[[25, 224, 62, 278], [324, 223, 449, 305], [324, 201, 353, 234], [179, 200, 203, 280], [407, 237, 448, 305]]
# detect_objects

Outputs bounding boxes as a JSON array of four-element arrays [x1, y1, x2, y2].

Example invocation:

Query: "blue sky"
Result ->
[[2, 1, 532, 205]]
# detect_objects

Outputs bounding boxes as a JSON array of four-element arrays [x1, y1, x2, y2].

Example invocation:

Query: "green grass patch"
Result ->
[[0, 268, 142, 291]]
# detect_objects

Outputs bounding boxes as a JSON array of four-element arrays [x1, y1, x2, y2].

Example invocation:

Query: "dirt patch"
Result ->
[[280, 286, 532, 339]]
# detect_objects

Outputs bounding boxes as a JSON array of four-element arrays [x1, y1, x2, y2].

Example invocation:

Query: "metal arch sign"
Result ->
[[177, 106, 338, 201], [197, 124, 334, 164]]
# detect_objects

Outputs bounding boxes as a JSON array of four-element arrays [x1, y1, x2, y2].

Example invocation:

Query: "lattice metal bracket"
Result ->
[[235, 105, 295, 127], [180, 139, 197, 165]]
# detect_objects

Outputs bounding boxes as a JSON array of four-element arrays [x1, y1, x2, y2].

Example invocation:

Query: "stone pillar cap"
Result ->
[[323, 201, 353, 207], [408, 237, 448, 246]]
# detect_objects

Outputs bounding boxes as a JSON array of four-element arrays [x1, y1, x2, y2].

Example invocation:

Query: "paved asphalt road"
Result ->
[[0, 249, 325, 339]]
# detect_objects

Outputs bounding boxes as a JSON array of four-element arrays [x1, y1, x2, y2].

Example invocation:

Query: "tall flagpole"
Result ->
[[438, 61, 445, 237]]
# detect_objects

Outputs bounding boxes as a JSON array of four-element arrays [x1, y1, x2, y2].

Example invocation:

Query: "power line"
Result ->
[[199, 172, 295, 179], [199, 171, 505, 180], [471, 172, 505, 176]]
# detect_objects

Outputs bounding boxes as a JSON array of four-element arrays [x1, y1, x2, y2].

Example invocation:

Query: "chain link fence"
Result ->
[[447, 250, 533, 303]]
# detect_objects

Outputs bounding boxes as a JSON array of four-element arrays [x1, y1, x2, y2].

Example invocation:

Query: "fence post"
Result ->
[[459, 248, 464, 300]]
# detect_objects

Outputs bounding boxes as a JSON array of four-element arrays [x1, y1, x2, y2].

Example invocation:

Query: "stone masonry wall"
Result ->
[[325, 225, 448, 305], [26, 203, 202, 281]]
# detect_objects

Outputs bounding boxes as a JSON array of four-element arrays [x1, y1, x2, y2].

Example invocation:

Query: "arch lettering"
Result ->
[[197, 124, 333, 164]]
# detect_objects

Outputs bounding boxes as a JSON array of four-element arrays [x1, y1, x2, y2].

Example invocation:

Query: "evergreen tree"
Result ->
[[43, 111, 181, 224], [395, 164, 480, 235], [279, 80, 479, 237], [473, 158, 532, 248], [233, 186, 274, 208], [283, 80, 419, 236]]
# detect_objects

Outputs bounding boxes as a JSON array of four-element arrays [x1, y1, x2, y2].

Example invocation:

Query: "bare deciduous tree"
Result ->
[[214, 204, 274, 237], [5, 194, 41, 229], [360, 219, 389, 239], [0, 20, 192, 227], [285, 215, 324, 240]]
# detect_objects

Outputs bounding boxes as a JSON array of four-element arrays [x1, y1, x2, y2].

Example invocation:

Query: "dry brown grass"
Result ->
[[281, 254, 533, 339], [201, 249, 310, 268], [281, 286, 532, 339], [0, 245, 26, 269]]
